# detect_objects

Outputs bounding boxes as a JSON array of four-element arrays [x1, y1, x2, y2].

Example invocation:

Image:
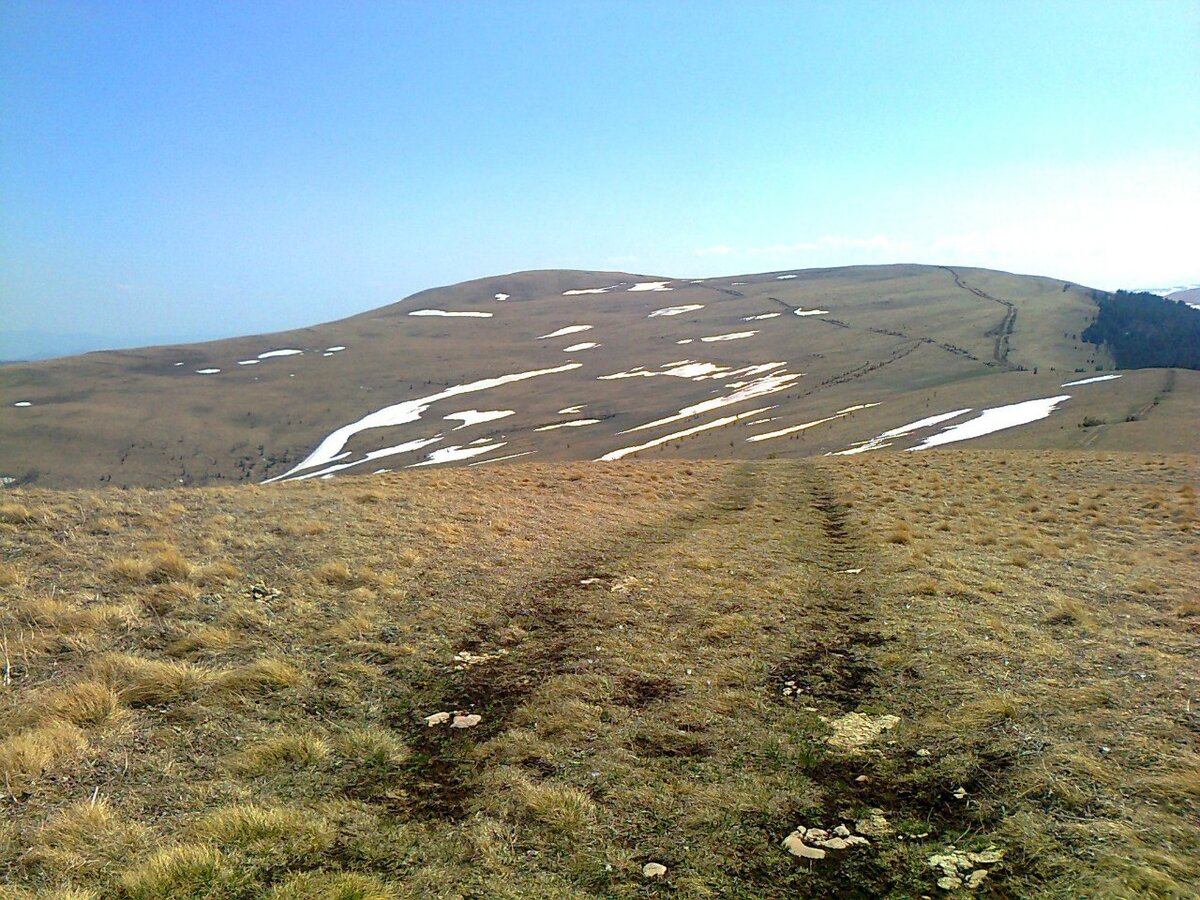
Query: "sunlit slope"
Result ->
[[5, 263, 1187, 489]]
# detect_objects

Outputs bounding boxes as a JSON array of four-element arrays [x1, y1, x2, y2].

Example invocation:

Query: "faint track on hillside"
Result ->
[[939, 265, 1017, 366], [1080, 369, 1175, 449], [767, 296, 998, 373]]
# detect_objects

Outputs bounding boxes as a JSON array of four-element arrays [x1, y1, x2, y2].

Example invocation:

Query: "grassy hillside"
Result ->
[[1, 453, 1195, 897], [10, 263, 1181, 491]]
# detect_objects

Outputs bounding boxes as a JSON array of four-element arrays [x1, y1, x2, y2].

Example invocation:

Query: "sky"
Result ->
[[2, 1, 1198, 351]]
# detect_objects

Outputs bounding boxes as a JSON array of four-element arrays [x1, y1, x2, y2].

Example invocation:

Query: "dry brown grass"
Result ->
[[0, 455, 1194, 897]]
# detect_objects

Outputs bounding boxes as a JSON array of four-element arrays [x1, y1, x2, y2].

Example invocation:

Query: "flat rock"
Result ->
[[642, 862, 667, 878], [825, 712, 901, 750], [783, 830, 826, 860]]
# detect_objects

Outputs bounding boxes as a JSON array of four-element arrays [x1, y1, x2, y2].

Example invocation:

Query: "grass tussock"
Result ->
[[25, 796, 152, 880], [22, 680, 129, 731], [89, 653, 212, 707], [213, 658, 302, 697], [0, 722, 89, 795], [119, 844, 232, 900]]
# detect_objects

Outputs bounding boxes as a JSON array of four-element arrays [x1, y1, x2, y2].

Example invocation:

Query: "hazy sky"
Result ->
[[2, 1, 1198, 346]]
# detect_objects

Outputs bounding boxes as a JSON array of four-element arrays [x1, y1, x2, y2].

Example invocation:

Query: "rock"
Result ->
[[855, 810, 892, 836], [805, 828, 830, 842], [819, 837, 850, 850], [969, 847, 1005, 865], [966, 869, 988, 889], [834, 824, 851, 837], [783, 830, 826, 860], [855, 774, 870, 783], [844, 835, 871, 847], [642, 862, 667, 879], [451, 713, 482, 729], [423, 711, 451, 726], [937, 875, 962, 890], [825, 713, 901, 750], [916, 748, 932, 757]]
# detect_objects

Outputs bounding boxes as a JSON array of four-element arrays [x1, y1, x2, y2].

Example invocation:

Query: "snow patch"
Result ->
[[648, 304, 704, 318], [908, 396, 1071, 450], [409, 309, 493, 318], [777, 274, 797, 280], [195, 368, 221, 374], [621, 370, 800, 434], [291, 437, 443, 481], [563, 342, 600, 351], [538, 324, 593, 339], [325, 346, 346, 352], [831, 409, 973, 456], [443, 409, 515, 430], [558, 405, 585, 414], [746, 414, 844, 442], [700, 331, 757, 342], [794, 308, 829, 316], [258, 349, 304, 358], [628, 281, 673, 292], [469, 450, 536, 466], [13, 401, 31, 407], [599, 407, 773, 461], [494, 293, 510, 301], [744, 313, 781, 321], [266, 363, 581, 481], [409, 443, 508, 467], [237, 360, 260, 366], [1061, 374, 1122, 386], [536, 419, 601, 431]]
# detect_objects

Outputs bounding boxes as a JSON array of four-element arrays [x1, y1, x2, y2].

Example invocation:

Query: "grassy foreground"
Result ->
[[0, 452, 1196, 898]]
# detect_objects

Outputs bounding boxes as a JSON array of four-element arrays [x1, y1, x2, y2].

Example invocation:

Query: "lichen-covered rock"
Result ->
[[824, 712, 901, 750]]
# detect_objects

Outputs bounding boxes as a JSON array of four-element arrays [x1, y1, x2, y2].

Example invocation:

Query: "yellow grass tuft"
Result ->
[[26, 796, 152, 881], [0, 722, 89, 795], [0, 562, 19, 587], [267, 871, 398, 900], [141, 581, 200, 616], [119, 844, 230, 900], [190, 803, 335, 865], [146, 549, 194, 583], [90, 653, 212, 707], [214, 658, 302, 697], [229, 733, 331, 775], [0, 502, 35, 524], [315, 561, 354, 585], [508, 774, 597, 835], [166, 626, 238, 658], [23, 679, 129, 731]]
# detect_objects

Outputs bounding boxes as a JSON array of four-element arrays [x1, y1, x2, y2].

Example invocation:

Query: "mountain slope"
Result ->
[[3, 264, 1194, 488]]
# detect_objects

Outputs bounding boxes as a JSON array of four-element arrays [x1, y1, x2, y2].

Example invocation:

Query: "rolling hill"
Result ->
[[5, 263, 1196, 489]]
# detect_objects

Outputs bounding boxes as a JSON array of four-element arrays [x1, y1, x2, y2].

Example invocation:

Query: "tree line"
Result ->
[[1082, 291, 1200, 370]]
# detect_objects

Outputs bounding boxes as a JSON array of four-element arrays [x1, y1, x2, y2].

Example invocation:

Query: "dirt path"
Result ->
[[940, 265, 1017, 366]]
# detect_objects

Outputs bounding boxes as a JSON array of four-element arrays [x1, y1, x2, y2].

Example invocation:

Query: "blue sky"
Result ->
[[2, 1, 1197, 348]]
